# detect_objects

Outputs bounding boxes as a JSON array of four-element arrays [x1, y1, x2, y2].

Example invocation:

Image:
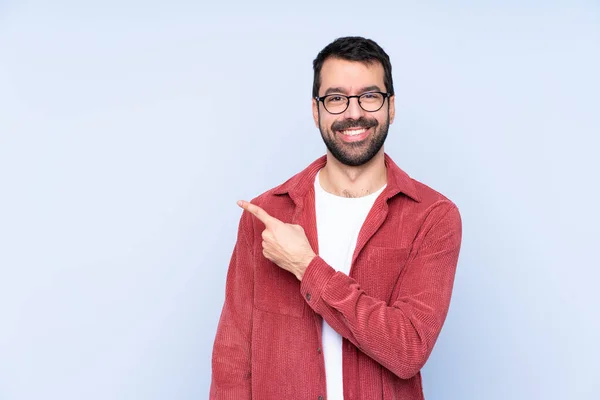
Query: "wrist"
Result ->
[[296, 253, 316, 281]]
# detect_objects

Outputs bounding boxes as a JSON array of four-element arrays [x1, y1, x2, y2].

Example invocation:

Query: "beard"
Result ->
[[318, 110, 390, 167]]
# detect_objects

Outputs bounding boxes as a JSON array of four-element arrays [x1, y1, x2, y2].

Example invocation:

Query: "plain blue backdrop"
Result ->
[[1, 1, 599, 399]]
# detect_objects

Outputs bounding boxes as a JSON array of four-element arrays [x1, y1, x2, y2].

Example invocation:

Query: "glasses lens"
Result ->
[[324, 95, 348, 114], [359, 92, 385, 112]]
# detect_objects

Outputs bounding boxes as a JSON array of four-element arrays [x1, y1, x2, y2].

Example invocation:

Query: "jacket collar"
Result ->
[[273, 153, 421, 204]]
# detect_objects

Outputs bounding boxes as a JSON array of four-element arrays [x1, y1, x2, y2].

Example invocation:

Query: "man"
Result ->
[[210, 36, 462, 400]]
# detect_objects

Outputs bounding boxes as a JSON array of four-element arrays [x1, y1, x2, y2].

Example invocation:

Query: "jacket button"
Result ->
[[306, 293, 311, 301], [318, 396, 324, 400], [317, 347, 321, 354]]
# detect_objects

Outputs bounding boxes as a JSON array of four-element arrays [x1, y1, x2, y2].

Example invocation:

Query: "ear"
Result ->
[[312, 98, 320, 128], [388, 95, 396, 124]]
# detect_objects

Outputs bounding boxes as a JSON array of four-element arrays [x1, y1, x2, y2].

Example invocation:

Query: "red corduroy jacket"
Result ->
[[210, 153, 462, 400]]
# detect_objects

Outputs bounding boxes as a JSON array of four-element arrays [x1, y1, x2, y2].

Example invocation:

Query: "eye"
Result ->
[[327, 95, 345, 104], [361, 92, 380, 100]]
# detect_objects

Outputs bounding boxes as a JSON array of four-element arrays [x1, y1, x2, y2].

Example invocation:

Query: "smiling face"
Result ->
[[313, 57, 395, 167]]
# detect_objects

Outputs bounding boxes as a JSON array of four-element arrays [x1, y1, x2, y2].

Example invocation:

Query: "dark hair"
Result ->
[[312, 36, 394, 98]]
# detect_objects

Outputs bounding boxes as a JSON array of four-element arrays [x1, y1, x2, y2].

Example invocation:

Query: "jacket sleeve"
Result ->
[[300, 201, 462, 379], [210, 211, 254, 399]]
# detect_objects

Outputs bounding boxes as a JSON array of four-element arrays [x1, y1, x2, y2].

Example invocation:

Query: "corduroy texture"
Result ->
[[211, 153, 462, 400]]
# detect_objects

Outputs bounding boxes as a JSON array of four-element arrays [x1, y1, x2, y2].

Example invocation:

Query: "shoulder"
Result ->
[[412, 178, 458, 210], [387, 161, 461, 232], [408, 177, 462, 235], [249, 156, 325, 208], [244, 162, 318, 225]]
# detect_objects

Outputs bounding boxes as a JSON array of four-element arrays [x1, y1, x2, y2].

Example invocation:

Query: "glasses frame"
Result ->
[[315, 91, 392, 115]]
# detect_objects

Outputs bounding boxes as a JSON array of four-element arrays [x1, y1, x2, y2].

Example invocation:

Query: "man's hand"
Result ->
[[237, 200, 316, 281]]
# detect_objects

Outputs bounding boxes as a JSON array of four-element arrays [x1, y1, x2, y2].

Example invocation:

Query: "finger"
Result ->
[[291, 224, 305, 233], [237, 200, 279, 227], [261, 230, 274, 241]]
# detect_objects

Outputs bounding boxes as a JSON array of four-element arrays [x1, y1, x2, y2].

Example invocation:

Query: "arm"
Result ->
[[300, 202, 462, 379], [210, 211, 254, 399]]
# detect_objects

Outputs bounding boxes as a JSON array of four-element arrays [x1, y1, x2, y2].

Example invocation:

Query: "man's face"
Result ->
[[312, 57, 395, 167]]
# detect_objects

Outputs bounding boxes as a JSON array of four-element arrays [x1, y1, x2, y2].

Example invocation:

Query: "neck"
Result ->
[[319, 150, 387, 198]]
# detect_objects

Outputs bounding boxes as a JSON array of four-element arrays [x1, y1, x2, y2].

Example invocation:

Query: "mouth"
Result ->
[[336, 127, 371, 142]]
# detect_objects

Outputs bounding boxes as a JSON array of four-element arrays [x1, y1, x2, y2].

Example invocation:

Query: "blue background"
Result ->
[[1, 1, 599, 399]]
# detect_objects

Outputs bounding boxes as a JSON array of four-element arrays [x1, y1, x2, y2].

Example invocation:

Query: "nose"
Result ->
[[343, 96, 364, 120]]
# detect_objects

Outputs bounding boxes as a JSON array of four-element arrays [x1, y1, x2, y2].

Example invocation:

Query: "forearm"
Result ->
[[211, 316, 253, 399], [210, 213, 255, 399], [301, 258, 438, 378], [301, 205, 462, 379]]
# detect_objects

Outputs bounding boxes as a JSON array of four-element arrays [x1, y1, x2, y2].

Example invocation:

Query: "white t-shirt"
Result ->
[[314, 169, 386, 400]]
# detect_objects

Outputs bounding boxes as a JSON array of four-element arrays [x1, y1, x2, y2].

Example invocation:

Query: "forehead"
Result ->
[[319, 57, 385, 94]]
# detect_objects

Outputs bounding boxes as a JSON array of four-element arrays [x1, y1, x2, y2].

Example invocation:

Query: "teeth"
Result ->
[[341, 128, 367, 136]]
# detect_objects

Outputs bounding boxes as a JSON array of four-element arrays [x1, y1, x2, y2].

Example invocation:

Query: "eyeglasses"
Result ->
[[315, 91, 391, 115]]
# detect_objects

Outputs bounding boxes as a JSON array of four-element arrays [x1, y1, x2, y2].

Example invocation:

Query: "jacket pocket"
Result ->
[[356, 246, 410, 303], [253, 256, 305, 318]]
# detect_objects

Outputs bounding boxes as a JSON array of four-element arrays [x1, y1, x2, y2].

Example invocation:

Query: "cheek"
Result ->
[[320, 116, 336, 131], [374, 111, 389, 126]]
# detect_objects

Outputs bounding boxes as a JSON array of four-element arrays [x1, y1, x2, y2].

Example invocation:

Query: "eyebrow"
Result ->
[[323, 85, 383, 96]]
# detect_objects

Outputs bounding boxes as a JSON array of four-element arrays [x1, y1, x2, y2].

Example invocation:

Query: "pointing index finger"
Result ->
[[237, 200, 278, 227]]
